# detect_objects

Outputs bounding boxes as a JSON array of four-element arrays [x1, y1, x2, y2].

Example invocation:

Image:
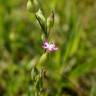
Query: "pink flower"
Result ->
[[42, 41, 58, 52]]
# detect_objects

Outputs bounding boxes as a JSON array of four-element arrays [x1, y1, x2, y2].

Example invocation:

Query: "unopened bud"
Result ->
[[37, 53, 48, 68], [27, 0, 39, 13], [41, 34, 45, 41], [36, 9, 46, 23], [27, 0, 32, 11], [35, 9, 47, 36]]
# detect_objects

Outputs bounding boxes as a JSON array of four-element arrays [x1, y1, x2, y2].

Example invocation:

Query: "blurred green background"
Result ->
[[0, 0, 96, 96]]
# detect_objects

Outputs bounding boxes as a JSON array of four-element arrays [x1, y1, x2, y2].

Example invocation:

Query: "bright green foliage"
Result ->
[[0, 0, 96, 96]]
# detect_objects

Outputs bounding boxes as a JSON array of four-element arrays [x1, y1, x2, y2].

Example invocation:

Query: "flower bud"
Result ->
[[47, 11, 54, 31], [41, 34, 45, 41], [27, 0, 32, 11], [35, 9, 47, 36], [27, 0, 39, 13], [36, 9, 46, 23], [38, 53, 48, 67]]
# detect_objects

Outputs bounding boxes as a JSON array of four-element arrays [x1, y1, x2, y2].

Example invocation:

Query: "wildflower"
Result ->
[[42, 41, 58, 52]]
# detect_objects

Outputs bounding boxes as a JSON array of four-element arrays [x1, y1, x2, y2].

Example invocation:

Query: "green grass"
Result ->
[[0, 0, 96, 96]]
